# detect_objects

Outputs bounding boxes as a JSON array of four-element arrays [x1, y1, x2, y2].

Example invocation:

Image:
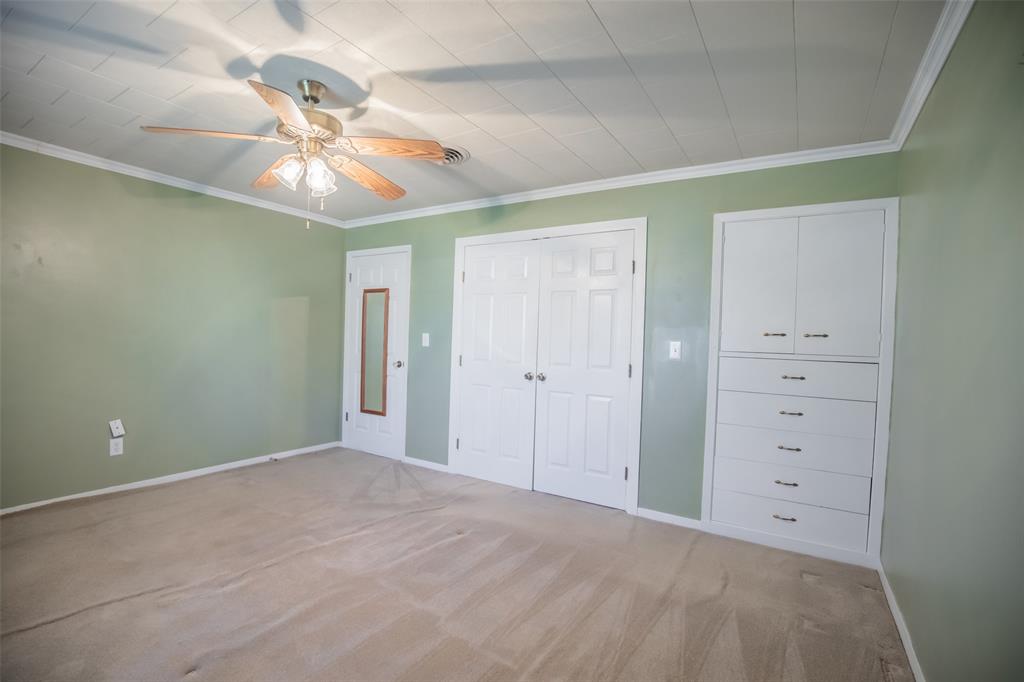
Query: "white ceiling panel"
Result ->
[[0, 0, 946, 222]]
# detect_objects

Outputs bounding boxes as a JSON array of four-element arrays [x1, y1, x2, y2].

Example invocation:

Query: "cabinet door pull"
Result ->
[[781, 374, 806, 380], [772, 514, 797, 522], [777, 445, 802, 452], [778, 410, 804, 416], [774, 479, 799, 487], [762, 332, 788, 337], [802, 332, 830, 338]]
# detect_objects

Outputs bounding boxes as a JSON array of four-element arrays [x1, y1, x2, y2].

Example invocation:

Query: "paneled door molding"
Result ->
[[448, 218, 648, 514]]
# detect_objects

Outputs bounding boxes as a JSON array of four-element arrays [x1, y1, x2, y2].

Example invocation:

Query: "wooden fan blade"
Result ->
[[247, 80, 314, 134], [327, 155, 406, 200], [141, 126, 287, 144], [334, 136, 444, 160], [252, 154, 297, 189]]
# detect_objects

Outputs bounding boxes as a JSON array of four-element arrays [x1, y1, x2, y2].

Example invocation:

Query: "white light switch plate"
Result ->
[[669, 341, 682, 360], [109, 438, 124, 456], [421, 333, 430, 347], [108, 419, 125, 437]]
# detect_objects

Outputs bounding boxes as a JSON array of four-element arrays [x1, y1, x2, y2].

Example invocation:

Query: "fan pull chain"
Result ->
[[305, 185, 311, 230]]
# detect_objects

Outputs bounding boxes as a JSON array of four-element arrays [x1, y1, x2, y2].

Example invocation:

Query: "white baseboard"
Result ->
[[0, 441, 343, 515], [879, 566, 926, 682], [402, 456, 449, 473], [636, 507, 704, 530]]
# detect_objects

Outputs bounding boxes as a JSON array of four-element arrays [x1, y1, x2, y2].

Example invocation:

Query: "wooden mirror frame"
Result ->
[[360, 288, 389, 416]]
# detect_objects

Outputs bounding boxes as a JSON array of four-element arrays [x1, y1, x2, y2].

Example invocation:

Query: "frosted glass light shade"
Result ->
[[305, 157, 336, 197], [272, 158, 305, 191]]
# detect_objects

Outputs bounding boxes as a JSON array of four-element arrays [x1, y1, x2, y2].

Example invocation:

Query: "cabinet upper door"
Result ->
[[795, 210, 885, 356], [720, 218, 798, 353]]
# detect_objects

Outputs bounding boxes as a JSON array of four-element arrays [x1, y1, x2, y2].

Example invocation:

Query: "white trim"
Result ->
[[0, 441, 342, 515], [879, 567, 927, 682], [702, 197, 899, 564], [636, 507, 704, 531], [341, 245, 413, 460], [0, 132, 348, 230], [342, 140, 897, 228], [704, 520, 881, 569], [447, 217, 647, 515], [890, 0, 975, 148], [401, 456, 450, 474]]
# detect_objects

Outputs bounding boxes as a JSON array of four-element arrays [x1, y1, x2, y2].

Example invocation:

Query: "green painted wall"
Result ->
[[345, 153, 899, 517], [883, 3, 1024, 680], [1, 146, 346, 508]]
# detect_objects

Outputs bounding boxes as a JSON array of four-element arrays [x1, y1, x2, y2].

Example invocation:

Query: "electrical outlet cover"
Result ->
[[108, 419, 125, 437]]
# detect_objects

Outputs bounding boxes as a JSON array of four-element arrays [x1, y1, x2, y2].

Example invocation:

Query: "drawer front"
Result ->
[[717, 390, 876, 438], [712, 488, 868, 552], [715, 424, 874, 477], [714, 457, 870, 513], [718, 357, 878, 401]]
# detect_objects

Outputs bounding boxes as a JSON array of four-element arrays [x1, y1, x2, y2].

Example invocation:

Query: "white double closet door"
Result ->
[[457, 230, 634, 509]]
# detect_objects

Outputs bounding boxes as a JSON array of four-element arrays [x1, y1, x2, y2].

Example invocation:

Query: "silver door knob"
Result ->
[[537, 372, 547, 382], [394, 360, 404, 368], [524, 372, 534, 381]]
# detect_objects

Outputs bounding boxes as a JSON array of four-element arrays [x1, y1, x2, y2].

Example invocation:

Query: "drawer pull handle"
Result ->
[[772, 514, 797, 522], [762, 332, 788, 337], [802, 332, 830, 338], [774, 479, 799, 487], [777, 445, 802, 452], [781, 374, 806, 380], [778, 410, 804, 416]]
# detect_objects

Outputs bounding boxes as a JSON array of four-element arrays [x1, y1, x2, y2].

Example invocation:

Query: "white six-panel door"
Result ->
[[533, 231, 634, 508], [456, 241, 541, 490], [344, 249, 410, 460]]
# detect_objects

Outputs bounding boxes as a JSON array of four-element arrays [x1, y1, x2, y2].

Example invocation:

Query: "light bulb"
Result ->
[[305, 157, 337, 197], [272, 157, 305, 191]]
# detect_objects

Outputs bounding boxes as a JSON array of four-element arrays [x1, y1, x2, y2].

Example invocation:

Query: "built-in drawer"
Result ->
[[712, 488, 868, 552], [714, 457, 870, 513], [717, 390, 876, 439], [718, 357, 878, 401], [715, 423, 874, 477]]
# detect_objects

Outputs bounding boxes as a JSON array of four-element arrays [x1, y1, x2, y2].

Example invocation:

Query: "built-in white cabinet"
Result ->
[[704, 199, 898, 567], [720, 210, 885, 358]]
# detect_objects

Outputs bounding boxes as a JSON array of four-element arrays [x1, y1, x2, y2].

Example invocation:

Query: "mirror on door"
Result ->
[[360, 288, 389, 415]]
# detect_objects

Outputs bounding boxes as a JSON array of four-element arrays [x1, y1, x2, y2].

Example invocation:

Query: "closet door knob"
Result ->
[[774, 479, 799, 487], [772, 514, 797, 522], [781, 375, 806, 380], [778, 410, 804, 416], [524, 372, 534, 381], [762, 332, 788, 337], [802, 332, 829, 338], [777, 445, 802, 452], [537, 372, 547, 382]]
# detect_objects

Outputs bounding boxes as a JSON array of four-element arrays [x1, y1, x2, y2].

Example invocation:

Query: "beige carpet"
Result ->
[[1, 448, 909, 681]]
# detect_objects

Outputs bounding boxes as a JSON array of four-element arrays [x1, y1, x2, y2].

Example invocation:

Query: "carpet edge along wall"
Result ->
[[1, 145, 346, 508], [344, 153, 900, 518]]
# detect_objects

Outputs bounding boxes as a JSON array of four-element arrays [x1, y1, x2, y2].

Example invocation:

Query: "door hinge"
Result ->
[[632, 260, 636, 274], [456, 437, 460, 450], [624, 466, 629, 481], [458, 354, 463, 367], [348, 272, 352, 282], [461, 271, 465, 282], [344, 412, 349, 422], [628, 363, 632, 378]]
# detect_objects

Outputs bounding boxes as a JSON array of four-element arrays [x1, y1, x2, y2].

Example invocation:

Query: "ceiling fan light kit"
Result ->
[[141, 78, 458, 217]]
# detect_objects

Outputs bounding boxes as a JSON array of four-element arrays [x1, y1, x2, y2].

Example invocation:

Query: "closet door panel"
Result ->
[[456, 242, 540, 490], [534, 230, 634, 509], [795, 211, 885, 356], [720, 218, 799, 353]]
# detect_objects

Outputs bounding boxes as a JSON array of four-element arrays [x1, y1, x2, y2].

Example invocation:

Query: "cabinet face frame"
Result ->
[[703, 197, 899, 567]]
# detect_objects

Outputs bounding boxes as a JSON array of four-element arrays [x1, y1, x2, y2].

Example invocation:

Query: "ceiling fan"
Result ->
[[142, 78, 452, 205]]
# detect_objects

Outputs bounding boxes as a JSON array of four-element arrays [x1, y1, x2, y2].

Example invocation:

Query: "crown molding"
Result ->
[[341, 138, 899, 228], [890, 0, 974, 149], [1, 0, 971, 232], [0, 132, 348, 230]]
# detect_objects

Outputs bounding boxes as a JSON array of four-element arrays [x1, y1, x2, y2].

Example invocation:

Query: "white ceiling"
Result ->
[[0, 0, 944, 223]]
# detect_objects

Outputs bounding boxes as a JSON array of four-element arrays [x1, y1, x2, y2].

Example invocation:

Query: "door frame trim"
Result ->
[[447, 217, 648, 514], [341, 244, 412, 461], [703, 197, 899, 561]]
